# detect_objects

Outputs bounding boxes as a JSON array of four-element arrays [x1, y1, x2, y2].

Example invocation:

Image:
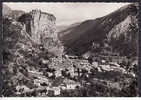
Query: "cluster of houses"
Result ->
[[15, 78, 81, 96], [39, 54, 130, 81], [15, 53, 137, 96], [15, 64, 82, 96]]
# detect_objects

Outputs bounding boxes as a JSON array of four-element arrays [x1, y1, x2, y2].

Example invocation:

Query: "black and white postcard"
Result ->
[[1, 1, 140, 97]]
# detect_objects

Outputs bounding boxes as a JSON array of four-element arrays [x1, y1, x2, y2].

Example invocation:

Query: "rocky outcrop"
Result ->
[[108, 14, 138, 56], [19, 10, 56, 43], [18, 10, 63, 56], [30, 10, 57, 44]]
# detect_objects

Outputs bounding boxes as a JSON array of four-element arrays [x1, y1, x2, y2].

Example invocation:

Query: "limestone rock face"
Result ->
[[29, 10, 57, 44], [18, 10, 63, 56], [19, 10, 56, 44], [108, 14, 138, 56]]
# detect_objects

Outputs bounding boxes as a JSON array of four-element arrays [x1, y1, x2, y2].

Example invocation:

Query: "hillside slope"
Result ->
[[2, 5, 63, 96], [57, 22, 81, 38], [60, 3, 139, 56]]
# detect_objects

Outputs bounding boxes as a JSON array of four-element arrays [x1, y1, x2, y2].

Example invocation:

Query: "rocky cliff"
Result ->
[[18, 10, 56, 43], [108, 14, 138, 56], [18, 10, 63, 56]]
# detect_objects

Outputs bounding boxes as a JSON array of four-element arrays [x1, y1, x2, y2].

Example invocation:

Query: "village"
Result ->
[[14, 53, 137, 97]]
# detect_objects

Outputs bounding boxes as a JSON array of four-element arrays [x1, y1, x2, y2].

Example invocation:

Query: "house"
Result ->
[[46, 87, 61, 96], [67, 67, 75, 77], [99, 64, 111, 72], [28, 70, 43, 75], [82, 52, 91, 59], [53, 87, 61, 96], [16, 85, 32, 93], [66, 83, 81, 90], [109, 62, 120, 67], [41, 58, 49, 64], [63, 79, 80, 90], [34, 79, 41, 87], [34, 78, 49, 87], [48, 72, 53, 77], [92, 61, 98, 68], [63, 54, 69, 59], [59, 84, 66, 90], [66, 84, 76, 90], [55, 70, 62, 77], [101, 59, 106, 64]]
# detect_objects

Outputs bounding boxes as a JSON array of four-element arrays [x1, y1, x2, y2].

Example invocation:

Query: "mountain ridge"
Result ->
[[60, 3, 139, 56]]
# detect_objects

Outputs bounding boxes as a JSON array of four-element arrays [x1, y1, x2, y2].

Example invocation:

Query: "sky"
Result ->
[[4, 2, 131, 26]]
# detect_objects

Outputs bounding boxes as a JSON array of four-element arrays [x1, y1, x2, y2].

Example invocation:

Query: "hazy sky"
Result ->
[[4, 2, 131, 26]]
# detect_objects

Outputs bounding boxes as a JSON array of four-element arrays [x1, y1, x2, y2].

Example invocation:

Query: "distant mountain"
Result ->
[[9, 10, 25, 20], [2, 4, 25, 20], [57, 25, 69, 33], [60, 3, 139, 57], [57, 22, 81, 38], [2, 4, 12, 17]]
